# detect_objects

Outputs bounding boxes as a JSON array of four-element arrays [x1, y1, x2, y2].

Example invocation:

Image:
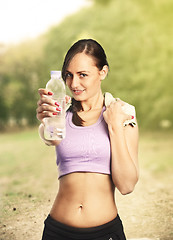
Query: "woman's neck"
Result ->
[[80, 90, 104, 112]]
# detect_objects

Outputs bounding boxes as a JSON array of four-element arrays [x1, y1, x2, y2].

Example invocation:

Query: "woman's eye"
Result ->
[[66, 73, 72, 78], [80, 73, 87, 78]]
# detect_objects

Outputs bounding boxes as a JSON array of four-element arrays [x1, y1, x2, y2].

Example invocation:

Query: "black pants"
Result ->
[[41, 214, 126, 240]]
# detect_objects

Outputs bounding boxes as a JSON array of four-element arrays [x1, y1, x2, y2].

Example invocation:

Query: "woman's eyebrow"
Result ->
[[66, 70, 72, 74], [66, 70, 90, 74], [77, 71, 90, 74]]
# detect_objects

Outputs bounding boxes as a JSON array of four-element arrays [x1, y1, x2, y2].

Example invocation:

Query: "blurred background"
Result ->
[[0, 0, 173, 239], [0, 0, 172, 130]]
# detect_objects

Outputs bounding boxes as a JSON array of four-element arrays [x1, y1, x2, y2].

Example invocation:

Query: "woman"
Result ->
[[36, 39, 139, 240]]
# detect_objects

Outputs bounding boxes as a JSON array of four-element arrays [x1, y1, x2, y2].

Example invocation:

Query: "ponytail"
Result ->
[[69, 98, 84, 126]]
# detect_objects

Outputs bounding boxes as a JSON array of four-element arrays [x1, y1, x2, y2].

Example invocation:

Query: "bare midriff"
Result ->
[[50, 172, 118, 228]]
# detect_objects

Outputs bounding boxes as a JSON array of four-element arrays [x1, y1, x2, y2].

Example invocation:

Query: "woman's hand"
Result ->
[[36, 88, 71, 124], [103, 98, 134, 131]]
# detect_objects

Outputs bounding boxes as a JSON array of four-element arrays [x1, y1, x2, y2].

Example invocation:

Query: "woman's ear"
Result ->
[[100, 65, 109, 80]]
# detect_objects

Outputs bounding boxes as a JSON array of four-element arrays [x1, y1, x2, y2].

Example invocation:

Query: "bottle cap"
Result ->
[[51, 70, 61, 78]]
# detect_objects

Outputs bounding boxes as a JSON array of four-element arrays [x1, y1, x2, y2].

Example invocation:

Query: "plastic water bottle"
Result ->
[[44, 71, 66, 140]]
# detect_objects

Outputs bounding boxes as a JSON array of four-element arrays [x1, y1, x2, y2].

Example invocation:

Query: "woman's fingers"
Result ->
[[37, 111, 53, 123], [108, 99, 122, 110], [37, 104, 59, 114], [105, 99, 134, 126], [115, 98, 126, 106], [37, 88, 59, 122], [39, 95, 56, 107], [38, 89, 71, 105], [65, 95, 71, 104], [36, 107, 61, 122], [38, 88, 55, 107], [38, 88, 53, 96], [125, 113, 134, 121], [36, 104, 61, 118], [37, 89, 71, 123]]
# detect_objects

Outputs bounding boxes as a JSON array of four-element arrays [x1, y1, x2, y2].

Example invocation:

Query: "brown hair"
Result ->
[[62, 39, 109, 126]]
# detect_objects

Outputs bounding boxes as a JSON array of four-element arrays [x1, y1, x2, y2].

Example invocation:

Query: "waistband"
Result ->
[[44, 214, 123, 239]]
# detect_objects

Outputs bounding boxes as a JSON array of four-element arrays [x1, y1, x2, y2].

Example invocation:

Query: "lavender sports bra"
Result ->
[[56, 107, 111, 178]]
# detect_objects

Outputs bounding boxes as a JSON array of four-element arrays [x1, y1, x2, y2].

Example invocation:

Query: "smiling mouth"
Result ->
[[72, 89, 85, 95]]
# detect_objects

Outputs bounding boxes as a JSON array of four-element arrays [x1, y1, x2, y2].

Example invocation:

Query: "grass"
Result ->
[[0, 128, 173, 220], [0, 127, 58, 219]]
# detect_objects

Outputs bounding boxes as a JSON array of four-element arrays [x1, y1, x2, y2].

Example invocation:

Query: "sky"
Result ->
[[0, 0, 90, 44]]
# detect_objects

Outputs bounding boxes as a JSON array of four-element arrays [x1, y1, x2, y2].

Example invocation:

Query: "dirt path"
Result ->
[[116, 169, 173, 240], [0, 168, 172, 240]]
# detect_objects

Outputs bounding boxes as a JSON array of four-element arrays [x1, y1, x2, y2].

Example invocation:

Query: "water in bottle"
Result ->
[[44, 71, 66, 140]]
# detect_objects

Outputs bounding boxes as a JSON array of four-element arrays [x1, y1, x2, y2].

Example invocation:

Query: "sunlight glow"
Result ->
[[0, 0, 90, 44]]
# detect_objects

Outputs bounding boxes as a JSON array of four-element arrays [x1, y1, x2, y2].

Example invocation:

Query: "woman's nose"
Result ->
[[71, 75, 79, 88]]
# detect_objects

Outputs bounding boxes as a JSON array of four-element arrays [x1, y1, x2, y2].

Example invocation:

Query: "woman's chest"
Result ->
[[78, 109, 103, 126], [58, 124, 110, 160]]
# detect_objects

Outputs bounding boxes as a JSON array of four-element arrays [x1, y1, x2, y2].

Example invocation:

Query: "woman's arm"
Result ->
[[109, 122, 139, 195], [103, 99, 139, 195]]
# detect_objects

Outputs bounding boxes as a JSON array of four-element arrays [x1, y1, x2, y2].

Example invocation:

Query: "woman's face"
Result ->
[[65, 52, 105, 102]]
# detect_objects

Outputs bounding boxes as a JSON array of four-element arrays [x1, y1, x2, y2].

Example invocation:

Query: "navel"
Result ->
[[79, 204, 83, 210]]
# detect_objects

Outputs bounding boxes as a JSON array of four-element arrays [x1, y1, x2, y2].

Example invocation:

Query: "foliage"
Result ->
[[0, 0, 173, 130]]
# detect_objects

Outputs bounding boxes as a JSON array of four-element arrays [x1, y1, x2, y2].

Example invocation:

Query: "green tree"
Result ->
[[0, 0, 173, 130]]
